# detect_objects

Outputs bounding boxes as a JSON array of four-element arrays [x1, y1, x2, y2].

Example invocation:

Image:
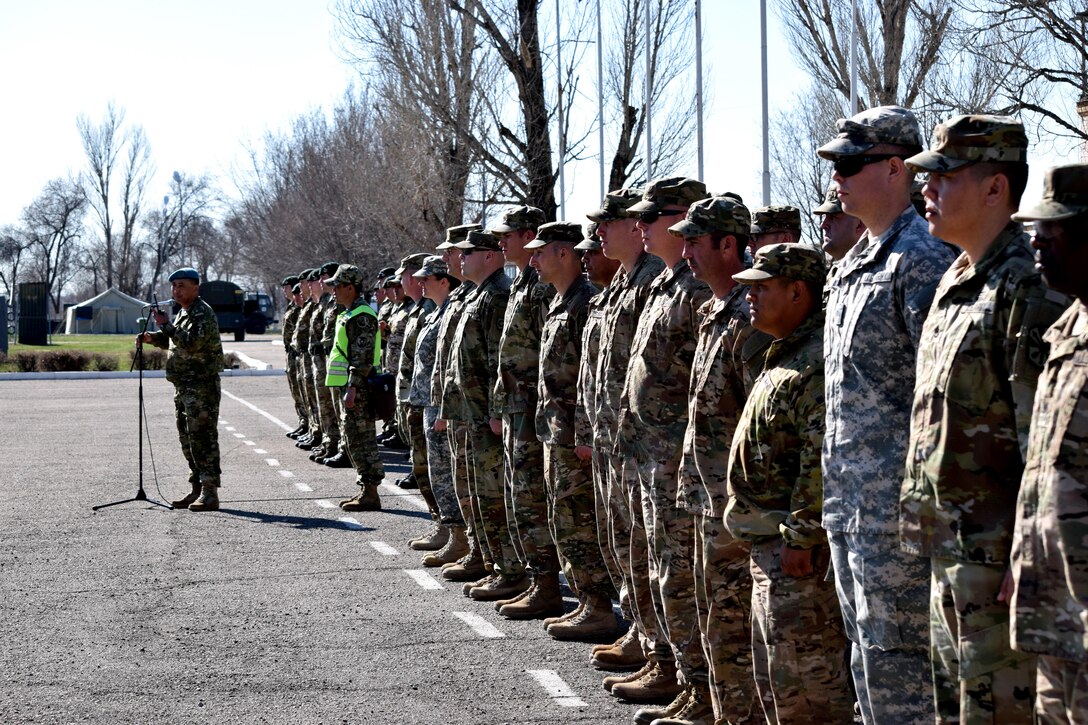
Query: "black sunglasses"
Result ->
[[637, 209, 686, 225], [832, 153, 901, 178]]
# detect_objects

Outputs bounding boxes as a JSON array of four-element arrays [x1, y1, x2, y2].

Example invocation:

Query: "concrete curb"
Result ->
[[0, 368, 285, 381]]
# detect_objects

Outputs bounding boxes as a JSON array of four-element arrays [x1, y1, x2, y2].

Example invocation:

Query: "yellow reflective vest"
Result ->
[[325, 302, 380, 387]]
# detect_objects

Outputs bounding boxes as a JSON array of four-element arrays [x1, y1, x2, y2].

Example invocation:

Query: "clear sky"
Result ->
[[0, 1, 1071, 230]]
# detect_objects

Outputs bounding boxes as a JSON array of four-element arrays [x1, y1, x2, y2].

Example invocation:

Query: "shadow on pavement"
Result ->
[[218, 507, 375, 531]]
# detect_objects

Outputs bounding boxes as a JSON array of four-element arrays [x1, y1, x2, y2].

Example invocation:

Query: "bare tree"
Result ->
[[0, 225, 32, 300], [21, 178, 88, 315], [146, 171, 216, 298]]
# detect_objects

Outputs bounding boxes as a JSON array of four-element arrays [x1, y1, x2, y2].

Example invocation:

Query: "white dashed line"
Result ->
[[527, 670, 587, 707], [315, 500, 337, 509], [254, 448, 267, 454], [294, 482, 313, 492], [278, 470, 294, 478], [404, 569, 444, 590], [338, 516, 364, 529], [233, 433, 245, 438], [265, 459, 280, 467], [379, 482, 431, 511], [221, 390, 293, 431], [369, 541, 399, 556], [225, 426, 236, 431], [453, 612, 505, 638], [243, 440, 255, 446]]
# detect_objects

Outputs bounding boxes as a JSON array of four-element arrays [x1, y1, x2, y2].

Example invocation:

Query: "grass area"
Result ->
[[1, 334, 138, 372]]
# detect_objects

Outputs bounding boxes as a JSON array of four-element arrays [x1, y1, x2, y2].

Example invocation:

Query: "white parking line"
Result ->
[[254, 448, 267, 454], [233, 433, 245, 438], [403, 569, 444, 590], [221, 389, 293, 431], [225, 426, 236, 431], [369, 541, 399, 556], [379, 482, 430, 511], [278, 470, 294, 478], [453, 612, 505, 639], [338, 516, 364, 529], [294, 482, 313, 492], [243, 440, 255, 446], [315, 500, 337, 509], [265, 459, 280, 466], [526, 670, 587, 707]]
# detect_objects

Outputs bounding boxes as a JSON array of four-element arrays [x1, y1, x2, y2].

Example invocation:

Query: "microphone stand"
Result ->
[[93, 305, 172, 511]]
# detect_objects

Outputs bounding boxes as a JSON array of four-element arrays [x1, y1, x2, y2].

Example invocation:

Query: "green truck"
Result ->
[[198, 280, 276, 342]]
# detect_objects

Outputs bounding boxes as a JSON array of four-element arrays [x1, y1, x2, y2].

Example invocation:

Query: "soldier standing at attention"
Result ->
[[526, 222, 617, 637], [379, 275, 411, 449], [611, 177, 711, 710], [280, 275, 308, 439], [489, 206, 559, 615], [814, 105, 958, 724], [306, 263, 340, 461], [1008, 163, 1088, 721], [293, 269, 320, 450], [325, 264, 385, 512], [673, 197, 759, 725], [314, 262, 349, 467], [811, 187, 866, 262], [747, 205, 802, 255], [725, 244, 854, 723], [447, 230, 525, 600], [901, 115, 1071, 723], [139, 267, 223, 512]]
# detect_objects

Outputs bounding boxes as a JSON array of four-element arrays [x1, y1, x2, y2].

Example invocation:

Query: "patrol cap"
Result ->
[[628, 177, 709, 214], [326, 264, 366, 289], [395, 252, 431, 276], [668, 196, 752, 238], [438, 223, 482, 250], [575, 222, 602, 251], [412, 255, 450, 278], [319, 261, 339, 277], [812, 187, 843, 215], [168, 267, 200, 283], [1012, 163, 1088, 222], [291, 283, 301, 294], [376, 266, 395, 280], [906, 114, 1028, 173], [525, 221, 584, 249], [732, 243, 827, 285], [750, 205, 802, 235], [489, 205, 546, 234], [586, 188, 643, 222], [281, 275, 300, 287], [454, 229, 503, 251], [382, 274, 402, 288], [817, 105, 924, 159]]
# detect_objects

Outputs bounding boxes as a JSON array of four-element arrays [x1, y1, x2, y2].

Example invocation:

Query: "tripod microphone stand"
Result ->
[[93, 307, 172, 511]]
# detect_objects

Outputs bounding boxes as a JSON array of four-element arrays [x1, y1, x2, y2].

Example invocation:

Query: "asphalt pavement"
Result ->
[[0, 336, 636, 724]]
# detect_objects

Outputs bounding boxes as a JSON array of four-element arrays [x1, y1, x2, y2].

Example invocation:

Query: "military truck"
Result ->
[[198, 280, 275, 342]]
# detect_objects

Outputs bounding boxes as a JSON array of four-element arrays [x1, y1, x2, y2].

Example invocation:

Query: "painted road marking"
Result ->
[[265, 459, 280, 467], [222, 389, 293, 431], [369, 541, 399, 556], [338, 516, 363, 530], [315, 500, 337, 509], [225, 426, 236, 431], [453, 612, 505, 639], [294, 482, 313, 492], [526, 670, 587, 707], [278, 470, 294, 478], [254, 448, 267, 454], [404, 569, 443, 590], [379, 482, 430, 512], [243, 440, 255, 446], [233, 432, 245, 438]]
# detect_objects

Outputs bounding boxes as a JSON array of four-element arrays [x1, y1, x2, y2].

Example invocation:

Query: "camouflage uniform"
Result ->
[[597, 251, 667, 655], [146, 295, 223, 490], [338, 294, 384, 493], [618, 257, 712, 687], [724, 276, 853, 723], [397, 283, 437, 514], [901, 116, 1073, 724], [315, 289, 343, 453], [537, 273, 613, 599], [294, 296, 321, 440], [282, 299, 308, 430], [446, 265, 519, 576], [383, 297, 414, 374]]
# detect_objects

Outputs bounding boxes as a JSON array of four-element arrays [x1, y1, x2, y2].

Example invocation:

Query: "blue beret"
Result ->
[[168, 267, 201, 283]]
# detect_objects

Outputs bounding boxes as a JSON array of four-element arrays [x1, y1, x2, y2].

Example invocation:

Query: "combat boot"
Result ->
[[287, 424, 306, 439], [546, 593, 615, 641], [494, 578, 536, 612], [409, 524, 448, 551], [603, 659, 657, 692], [396, 473, 418, 489], [591, 626, 647, 671], [308, 445, 327, 461], [462, 573, 495, 596], [171, 480, 201, 509], [322, 452, 351, 468], [339, 487, 381, 511], [499, 572, 564, 619], [187, 483, 220, 512], [649, 682, 713, 725], [441, 546, 486, 582], [634, 686, 692, 725], [469, 572, 530, 601], [610, 658, 682, 704], [543, 598, 584, 626], [422, 525, 469, 567]]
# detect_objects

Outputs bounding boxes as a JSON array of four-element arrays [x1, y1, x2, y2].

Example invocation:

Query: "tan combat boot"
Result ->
[[610, 657, 682, 704], [603, 658, 657, 692], [494, 578, 537, 612], [633, 685, 692, 725], [593, 624, 637, 654], [546, 593, 616, 641], [409, 524, 449, 552], [469, 572, 530, 601], [498, 572, 564, 619], [422, 525, 469, 567], [441, 546, 487, 582], [591, 626, 647, 671], [650, 682, 714, 725], [187, 483, 220, 512], [462, 573, 495, 596], [171, 481, 201, 509], [543, 597, 584, 627], [340, 487, 381, 511]]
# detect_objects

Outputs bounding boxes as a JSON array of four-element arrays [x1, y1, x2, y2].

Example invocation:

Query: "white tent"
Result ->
[[63, 287, 150, 334]]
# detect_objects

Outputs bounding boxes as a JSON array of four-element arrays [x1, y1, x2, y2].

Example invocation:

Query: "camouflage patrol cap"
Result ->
[[319, 261, 340, 277], [281, 275, 300, 286], [750, 205, 802, 235], [574, 222, 602, 251], [587, 188, 644, 222], [438, 223, 483, 250], [1012, 163, 1088, 222], [376, 266, 396, 280], [326, 264, 366, 289], [906, 115, 1028, 173], [628, 177, 709, 214], [454, 229, 503, 251], [489, 205, 546, 234], [817, 105, 924, 159], [732, 243, 827, 285], [394, 252, 431, 276], [382, 275, 402, 288], [668, 196, 752, 238], [525, 221, 584, 249], [412, 255, 450, 278], [812, 187, 843, 215]]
